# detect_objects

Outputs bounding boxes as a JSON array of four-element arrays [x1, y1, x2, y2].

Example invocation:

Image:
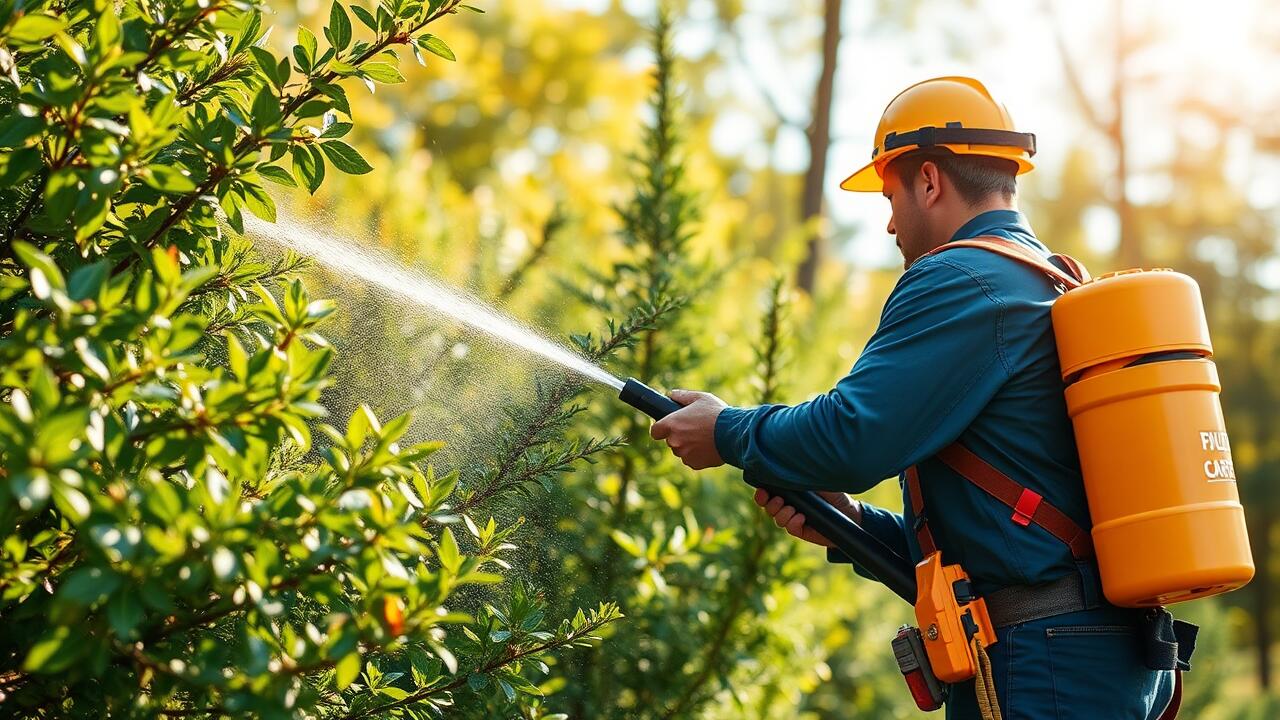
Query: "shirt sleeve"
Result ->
[[714, 256, 1011, 494]]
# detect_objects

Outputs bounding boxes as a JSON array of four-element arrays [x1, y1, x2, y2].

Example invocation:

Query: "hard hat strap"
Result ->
[[877, 125, 1037, 159]]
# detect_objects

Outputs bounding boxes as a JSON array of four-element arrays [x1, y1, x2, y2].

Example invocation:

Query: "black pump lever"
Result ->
[[619, 377, 917, 603]]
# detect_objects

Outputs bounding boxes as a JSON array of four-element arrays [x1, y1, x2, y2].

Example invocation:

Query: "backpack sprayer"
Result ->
[[616, 239, 1255, 719]]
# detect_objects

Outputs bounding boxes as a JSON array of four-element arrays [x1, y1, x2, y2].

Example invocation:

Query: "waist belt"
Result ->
[[984, 575, 1199, 673], [984, 572, 1091, 629]]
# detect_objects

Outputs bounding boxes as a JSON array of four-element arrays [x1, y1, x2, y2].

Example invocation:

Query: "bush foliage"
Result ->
[[0, 1, 624, 717]]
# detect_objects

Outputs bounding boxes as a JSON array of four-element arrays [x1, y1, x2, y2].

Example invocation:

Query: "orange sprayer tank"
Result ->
[[1053, 269, 1254, 607]]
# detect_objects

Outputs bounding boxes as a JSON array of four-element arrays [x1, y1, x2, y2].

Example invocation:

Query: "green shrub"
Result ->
[[0, 1, 620, 717]]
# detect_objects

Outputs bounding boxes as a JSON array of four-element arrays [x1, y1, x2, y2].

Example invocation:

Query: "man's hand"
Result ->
[[753, 488, 862, 549], [650, 390, 727, 470]]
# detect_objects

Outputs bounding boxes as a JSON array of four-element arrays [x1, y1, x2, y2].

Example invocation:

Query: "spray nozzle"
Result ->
[[619, 377, 683, 421]]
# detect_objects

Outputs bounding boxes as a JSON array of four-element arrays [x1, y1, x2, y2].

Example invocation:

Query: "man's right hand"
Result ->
[[753, 488, 862, 548]]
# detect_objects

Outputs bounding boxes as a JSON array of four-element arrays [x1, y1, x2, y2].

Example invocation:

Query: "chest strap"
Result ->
[[907, 442, 1094, 561]]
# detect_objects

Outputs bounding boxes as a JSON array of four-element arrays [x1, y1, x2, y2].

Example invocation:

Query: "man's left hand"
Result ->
[[650, 390, 727, 470]]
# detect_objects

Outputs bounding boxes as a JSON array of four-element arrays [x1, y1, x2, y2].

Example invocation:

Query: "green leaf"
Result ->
[[359, 62, 404, 85], [251, 87, 283, 133], [430, 642, 458, 674], [610, 530, 643, 557], [291, 145, 326, 194], [328, 3, 352, 51], [0, 113, 42, 149], [336, 652, 361, 690], [256, 164, 297, 187], [240, 181, 277, 222], [23, 627, 79, 673], [52, 483, 90, 522], [294, 26, 318, 72], [59, 566, 122, 605], [345, 403, 376, 446], [107, 589, 143, 639], [437, 527, 461, 573], [13, 241, 66, 295], [44, 167, 80, 220], [232, 10, 264, 55], [350, 5, 378, 32], [320, 121, 353, 139], [328, 59, 358, 75], [497, 678, 516, 702], [319, 141, 372, 175], [8, 14, 66, 44], [249, 46, 283, 90], [416, 35, 455, 61], [140, 164, 197, 193], [0, 147, 42, 187], [68, 261, 109, 301], [91, 9, 120, 55], [459, 5, 485, 13]]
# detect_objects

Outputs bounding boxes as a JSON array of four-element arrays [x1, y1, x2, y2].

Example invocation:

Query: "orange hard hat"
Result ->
[[840, 76, 1036, 192]]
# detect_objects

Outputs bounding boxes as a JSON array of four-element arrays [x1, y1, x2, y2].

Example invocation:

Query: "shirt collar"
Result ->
[[949, 209, 1033, 243]]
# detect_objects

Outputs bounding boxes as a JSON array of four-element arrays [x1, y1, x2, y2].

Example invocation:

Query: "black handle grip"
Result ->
[[618, 377, 917, 603]]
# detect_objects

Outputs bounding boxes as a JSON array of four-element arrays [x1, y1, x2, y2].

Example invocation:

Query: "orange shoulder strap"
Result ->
[[928, 235, 1090, 289], [905, 443, 1095, 562]]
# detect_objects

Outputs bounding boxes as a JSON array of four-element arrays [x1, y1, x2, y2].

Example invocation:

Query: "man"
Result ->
[[651, 77, 1179, 718]]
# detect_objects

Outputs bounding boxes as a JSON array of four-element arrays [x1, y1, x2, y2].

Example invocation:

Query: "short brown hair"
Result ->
[[887, 149, 1018, 206]]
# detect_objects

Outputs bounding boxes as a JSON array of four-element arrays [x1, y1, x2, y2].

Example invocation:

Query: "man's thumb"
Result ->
[[669, 389, 700, 405]]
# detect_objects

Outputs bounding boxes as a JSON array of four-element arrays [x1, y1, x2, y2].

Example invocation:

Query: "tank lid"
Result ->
[[1052, 269, 1212, 379]]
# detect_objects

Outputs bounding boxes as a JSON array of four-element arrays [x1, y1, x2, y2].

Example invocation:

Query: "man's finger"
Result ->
[[650, 419, 671, 440], [774, 505, 796, 528], [669, 389, 701, 405], [753, 489, 770, 507], [765, 496, 785, 516], [785, 513, 807, 538]]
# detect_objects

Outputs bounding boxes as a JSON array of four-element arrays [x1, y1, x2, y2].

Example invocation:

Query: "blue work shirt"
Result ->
[[713, 209, 1090, 595]]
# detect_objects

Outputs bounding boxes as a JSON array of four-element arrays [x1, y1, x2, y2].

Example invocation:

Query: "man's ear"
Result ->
[[919, 160, 944, 208]]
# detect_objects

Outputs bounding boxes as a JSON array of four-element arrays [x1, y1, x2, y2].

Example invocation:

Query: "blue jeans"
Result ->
[[945, 605, 1176, 719]]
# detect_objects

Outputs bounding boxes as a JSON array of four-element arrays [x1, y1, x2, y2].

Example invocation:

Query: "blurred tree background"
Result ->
[[251, 0, 1280, 716], [3, 0, 1277, 716]]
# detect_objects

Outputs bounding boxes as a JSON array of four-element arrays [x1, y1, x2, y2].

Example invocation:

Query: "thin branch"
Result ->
[[498, 204, 567, 302], [1041, 0, 1109, 134], [716, 13, 803, 129], [336, 611, 622, 720]]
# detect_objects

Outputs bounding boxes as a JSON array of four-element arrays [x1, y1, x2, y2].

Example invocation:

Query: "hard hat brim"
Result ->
[[839, 161, 884, 192], [839, 148, 1036, 193]]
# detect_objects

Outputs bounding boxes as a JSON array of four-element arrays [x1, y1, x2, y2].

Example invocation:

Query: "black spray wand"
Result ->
[[619, 377, 917, 603]]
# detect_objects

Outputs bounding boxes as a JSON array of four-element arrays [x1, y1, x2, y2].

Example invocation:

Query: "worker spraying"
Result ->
[[646, 77, 1251, 719]]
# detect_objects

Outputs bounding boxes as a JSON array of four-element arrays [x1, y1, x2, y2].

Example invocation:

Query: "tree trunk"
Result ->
[[1111, 0, 1140, 267], [795, 0, 843, 294]]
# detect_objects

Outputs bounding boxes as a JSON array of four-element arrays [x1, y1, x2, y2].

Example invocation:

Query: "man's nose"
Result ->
[[886, 215, 896, 235]]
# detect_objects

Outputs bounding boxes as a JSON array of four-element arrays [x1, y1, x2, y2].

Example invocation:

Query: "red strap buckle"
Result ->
[[1012, 488, 1043, 527]]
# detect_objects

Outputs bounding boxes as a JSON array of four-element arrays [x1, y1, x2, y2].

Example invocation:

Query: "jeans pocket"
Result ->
[[1044, 625, 1157, 720]]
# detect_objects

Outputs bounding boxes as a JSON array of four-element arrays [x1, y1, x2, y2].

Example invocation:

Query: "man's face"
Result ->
[[882, 164, 932, 269]]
